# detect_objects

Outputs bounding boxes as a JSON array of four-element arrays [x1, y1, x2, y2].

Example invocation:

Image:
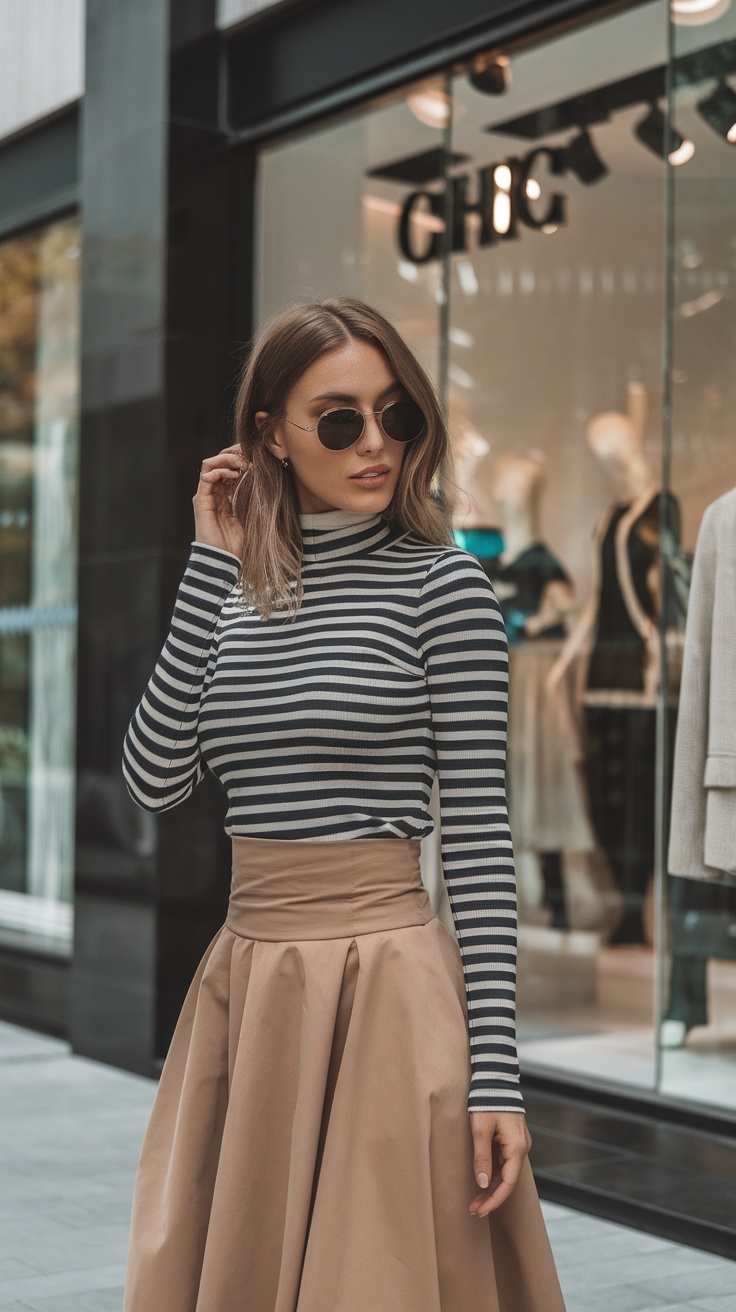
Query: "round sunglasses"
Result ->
[[286, 399, 427, 452]]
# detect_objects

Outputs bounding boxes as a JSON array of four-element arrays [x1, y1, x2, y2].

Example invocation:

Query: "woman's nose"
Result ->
[[359, 411, 386, 446]]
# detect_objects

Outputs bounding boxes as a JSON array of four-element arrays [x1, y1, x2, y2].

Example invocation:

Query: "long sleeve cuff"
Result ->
[[468, 1077, 526, 1115]]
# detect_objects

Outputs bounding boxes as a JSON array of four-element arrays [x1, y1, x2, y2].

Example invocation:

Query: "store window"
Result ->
[[256, 87, 446, 391], [659, 0, 736, 1112], [0, 214, 80, 955], [256, 0, 736, 1113], [445, 0, 673, 1095]]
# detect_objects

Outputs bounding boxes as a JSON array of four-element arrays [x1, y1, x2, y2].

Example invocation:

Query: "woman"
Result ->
[[121, 297, 566, 1312]]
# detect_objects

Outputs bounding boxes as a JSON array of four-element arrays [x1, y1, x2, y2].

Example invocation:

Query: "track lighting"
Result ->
[[671, 0, 731, 24], [563, 127, 609, 184], [635, 102, 695, 165], [697, 80, 736, 142], [469, 54, 511, 96], [406, 90, 452, 129]]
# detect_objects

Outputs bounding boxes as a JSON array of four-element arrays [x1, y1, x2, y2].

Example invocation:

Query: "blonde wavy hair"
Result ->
[[231, 296, 456, 620]]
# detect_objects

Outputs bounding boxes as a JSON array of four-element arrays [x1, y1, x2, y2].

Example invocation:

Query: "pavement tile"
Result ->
[[550, 1228, 688, 1270], [10, 1288, 124, 1312], [0, 1264, 127, 1303], [634, 1263, 736, 1303], [559, 1283, 671, 1312], [0, 1265, 34, 1285], [635, 1306, 725, 1312], [558, 1248, 726, 1296]]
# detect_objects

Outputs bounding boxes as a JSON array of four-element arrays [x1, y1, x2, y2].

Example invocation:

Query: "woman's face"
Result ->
[[257, 339, 410, 515]]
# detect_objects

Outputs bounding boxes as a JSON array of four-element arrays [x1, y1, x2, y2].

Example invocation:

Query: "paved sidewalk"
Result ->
[[0, 1019, 733, 1312]]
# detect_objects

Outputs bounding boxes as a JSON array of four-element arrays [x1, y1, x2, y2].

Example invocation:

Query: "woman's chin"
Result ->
[[303, 488, 394, 514]]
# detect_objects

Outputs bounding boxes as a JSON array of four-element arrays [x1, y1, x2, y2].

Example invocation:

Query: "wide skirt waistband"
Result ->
[[226, 835, 435, 941]]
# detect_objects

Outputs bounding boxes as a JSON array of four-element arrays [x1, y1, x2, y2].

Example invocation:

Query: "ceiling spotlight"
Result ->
[[469, 54, 511, 96], [406, 90, 453, 129], [563, 127, 609, 184], [671, 0, 731, 25], [635, 102, 695, 165], [697, 80, 736, 143], [670, 137, 696, 165]]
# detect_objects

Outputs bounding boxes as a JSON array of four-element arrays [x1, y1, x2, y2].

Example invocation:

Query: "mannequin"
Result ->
[[549, 381, 681, 945], [487, 453, 575, 643], [548, 382, 658, 694], [480, 453, 596, 928]]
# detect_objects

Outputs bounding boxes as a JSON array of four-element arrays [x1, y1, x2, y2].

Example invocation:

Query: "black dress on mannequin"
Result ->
[[584, 491, 679, 945], [483, 543, 570, 647]]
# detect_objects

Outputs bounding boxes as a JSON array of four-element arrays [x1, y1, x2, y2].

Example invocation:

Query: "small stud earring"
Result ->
[[281, 457, 289, 468]]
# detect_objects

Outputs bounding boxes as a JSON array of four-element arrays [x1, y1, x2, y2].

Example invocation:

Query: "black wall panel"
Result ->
[[226, 0, 614, 130]]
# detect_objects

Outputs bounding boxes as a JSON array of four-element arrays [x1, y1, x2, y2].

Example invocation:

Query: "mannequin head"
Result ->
[[586, 411, 640, 468], [491, 452, 545, 523], [585, 381, 652, 495]]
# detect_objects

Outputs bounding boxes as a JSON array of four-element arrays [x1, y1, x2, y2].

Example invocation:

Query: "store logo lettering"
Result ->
[[398, 147, 566, 264]]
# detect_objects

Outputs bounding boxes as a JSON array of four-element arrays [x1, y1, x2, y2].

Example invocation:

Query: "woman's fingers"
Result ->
[[470, 1146, 525, 1217], [194, 449, 246, 502], [468, 1112, 532, 1218], [198, 453, 244, 479], [201, 448, 243, 465], [192, 446, 246, 557], [194, 470, 241, 509]]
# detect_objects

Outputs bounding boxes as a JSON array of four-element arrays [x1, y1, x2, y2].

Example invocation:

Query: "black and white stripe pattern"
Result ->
[[122, 509, 523, 1114]]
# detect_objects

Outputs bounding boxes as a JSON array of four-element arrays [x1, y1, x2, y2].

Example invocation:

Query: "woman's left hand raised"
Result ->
[[468, 1111, 532, 1217]]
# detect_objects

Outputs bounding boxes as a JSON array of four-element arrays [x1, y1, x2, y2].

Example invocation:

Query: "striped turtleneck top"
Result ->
[[122, 508, 523, 1115]]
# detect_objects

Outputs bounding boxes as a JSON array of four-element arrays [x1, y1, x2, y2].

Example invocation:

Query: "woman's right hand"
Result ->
[[193, 443, 246, 559]]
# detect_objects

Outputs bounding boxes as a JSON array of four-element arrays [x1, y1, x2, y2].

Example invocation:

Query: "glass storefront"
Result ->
[[0, 214, 80, 956], [255, 0, 736, 1115], [443, 1, 671, 1098], [660, 0, 736, 1110], [257, 90, 445, 388]]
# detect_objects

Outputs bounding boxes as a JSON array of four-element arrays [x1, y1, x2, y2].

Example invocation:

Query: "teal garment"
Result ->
[[454, 529, 569, 647], [453, 526, 504, 559]]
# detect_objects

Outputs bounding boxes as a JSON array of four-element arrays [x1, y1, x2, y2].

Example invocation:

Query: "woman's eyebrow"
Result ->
[[307, 381, 405, 406]]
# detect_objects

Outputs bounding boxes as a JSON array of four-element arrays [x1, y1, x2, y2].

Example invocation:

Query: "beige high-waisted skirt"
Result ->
[[122, 835, 566, 1312]]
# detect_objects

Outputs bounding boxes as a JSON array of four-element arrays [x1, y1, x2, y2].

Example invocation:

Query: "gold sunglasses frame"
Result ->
[[285, 400, 426, 449]]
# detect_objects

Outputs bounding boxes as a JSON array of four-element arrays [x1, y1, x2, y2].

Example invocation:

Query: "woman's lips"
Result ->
[[349, 470, 390, 487]]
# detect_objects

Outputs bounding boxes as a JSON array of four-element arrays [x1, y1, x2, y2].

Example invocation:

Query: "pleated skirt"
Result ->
[[122, 835, 566, 1312]]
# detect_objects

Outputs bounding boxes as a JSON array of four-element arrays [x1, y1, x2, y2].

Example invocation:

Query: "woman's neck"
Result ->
[[298, 507, 393, 562]]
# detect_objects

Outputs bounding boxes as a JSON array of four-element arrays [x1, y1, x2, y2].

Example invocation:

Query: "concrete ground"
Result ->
[[0, 1019, 733, 1312]]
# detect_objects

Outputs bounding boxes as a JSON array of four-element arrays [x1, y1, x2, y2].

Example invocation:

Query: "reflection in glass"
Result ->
[[0, 216, 80, 953]]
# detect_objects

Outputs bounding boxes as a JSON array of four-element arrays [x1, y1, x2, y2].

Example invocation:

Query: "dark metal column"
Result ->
[[70, 0, 250, 1075]]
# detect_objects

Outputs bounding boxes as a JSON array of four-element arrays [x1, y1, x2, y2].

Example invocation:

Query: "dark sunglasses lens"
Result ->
[[381, 401, 426, 443], [317, 408, 364, 450]]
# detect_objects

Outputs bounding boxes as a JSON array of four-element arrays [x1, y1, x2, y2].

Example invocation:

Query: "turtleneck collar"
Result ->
[[298, 508, 396, 562]]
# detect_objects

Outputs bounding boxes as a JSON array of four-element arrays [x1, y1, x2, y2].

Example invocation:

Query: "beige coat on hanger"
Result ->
[[668, 487, 736, 880]]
